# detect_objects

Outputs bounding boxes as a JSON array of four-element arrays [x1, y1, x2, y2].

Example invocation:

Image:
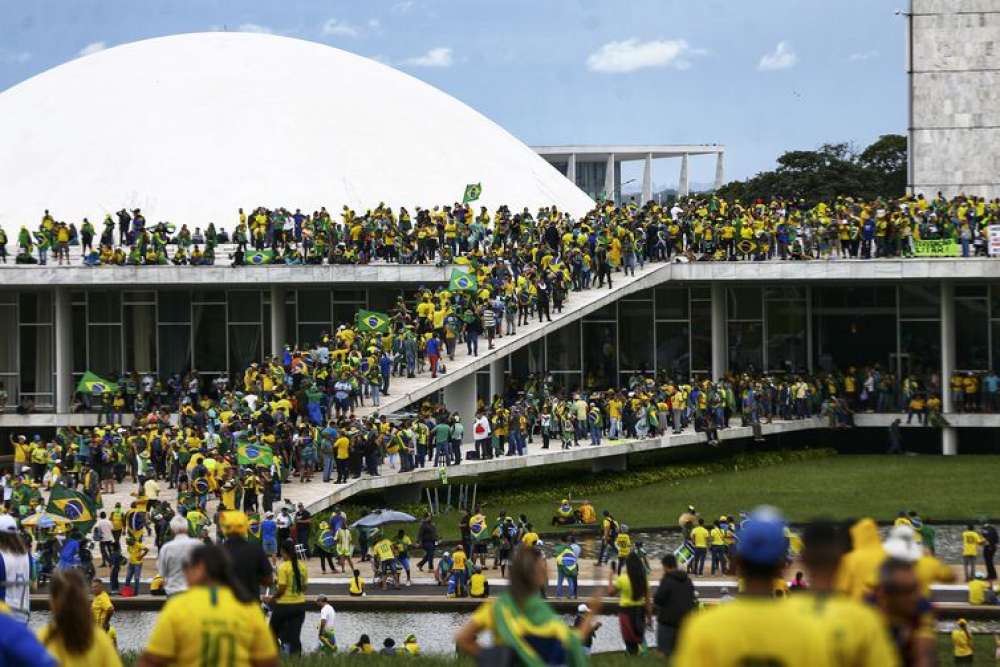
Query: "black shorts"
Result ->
[[474, 543, 488, 554]]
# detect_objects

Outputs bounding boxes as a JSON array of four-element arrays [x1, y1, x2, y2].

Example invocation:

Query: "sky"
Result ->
[[0, 0, 907, 190]]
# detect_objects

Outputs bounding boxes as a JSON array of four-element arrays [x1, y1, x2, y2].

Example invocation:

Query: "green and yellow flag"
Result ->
[[356, 309, 391, 334], [462, 183, 482, 204], [449, 269, 477, 292], [46, 484, 97, 532], [76, 371, 118, 396], [237, 440, 274, 467], [246, 249, 274, 265]]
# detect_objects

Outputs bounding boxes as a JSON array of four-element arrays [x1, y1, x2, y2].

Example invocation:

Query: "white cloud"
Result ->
[[758, 41, 797, 71], [403, 46, 453, 67], [586, 38, 698, 73], [367, 18, 381, 30], [322, 18, 360, 37], [1, 51, 31, 64], [849, 50, 879, 61], [392, 1, 415, 14], [78, 41, 106, 57], [236, 23, 273, 34]]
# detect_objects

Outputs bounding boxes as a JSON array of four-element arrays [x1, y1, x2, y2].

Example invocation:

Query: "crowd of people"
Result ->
[[3, 191, 999, 267]]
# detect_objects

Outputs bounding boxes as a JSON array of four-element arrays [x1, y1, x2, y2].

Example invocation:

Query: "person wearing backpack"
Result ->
[[596, 510, 619, 566]]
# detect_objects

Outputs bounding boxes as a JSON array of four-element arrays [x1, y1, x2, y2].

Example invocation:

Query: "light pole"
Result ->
[[621, 178, 637, 205]]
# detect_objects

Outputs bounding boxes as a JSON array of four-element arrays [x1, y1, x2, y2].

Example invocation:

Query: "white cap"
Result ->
[[577, 603, 589, 613], [0, 515, 18, 533]]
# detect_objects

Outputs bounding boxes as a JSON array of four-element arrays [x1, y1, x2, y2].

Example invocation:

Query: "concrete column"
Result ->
[[566, 153, 577, 186], [713, 151, 725, 190], [270, 286, 287, 358], [488, 359, 505, 401], [443, 372, 478, 443], [54, 287, 73, 414], [711, 283, 727, 380], [641, 153, 653, 203], [604, 153, 615, 203], [940, 281, 958, 455], [678, 154, 690, 198]]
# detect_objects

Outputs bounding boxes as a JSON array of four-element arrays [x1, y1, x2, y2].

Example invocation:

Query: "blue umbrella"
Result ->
[[350, 509, 416, 528]]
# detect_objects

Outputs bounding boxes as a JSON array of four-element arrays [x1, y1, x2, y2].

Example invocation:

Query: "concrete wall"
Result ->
[[911, 0, 1000, 197]]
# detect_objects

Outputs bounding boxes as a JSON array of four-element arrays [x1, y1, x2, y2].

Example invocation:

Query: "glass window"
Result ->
[[815, 286, 895, 309], [549, 371, 582, 394], [18, 292, 52, 324], [899, 285, 940, 319], [157, 324, 190, 378], [72, 305, 86, 374], [194, 290, 226, 303], [298, 289, 332, 322], [0, 293, 15, 305], [476, 373, 491, 402], [691, 287, 711, 300], [123, 291, 155, 303], [992, 284, 1000, 318], [87, 291, 121, 323], [0, 305, 16, 373], [619, 301, 653, 371], [159, 291, 191, 323], [655, 288, 688, 320], [546, 322, 581, 371], [19, 326, 52, 395], [229, 325, 262, 378], [124, 305, 157, 373], [814, 313, 896, 372], [88, 326, 122, 377], [332, 303, 357, 329], [193, 305, 227, 372], [764, 286, 804, 300], [297, 324, 327, 348], [728, 321, 763, 373], [583, 322, 617, 388], [726, 287, 762, 320], [333, 289, 367, 303], [956, 298, 989, 370], [655, 321, 690, 379], [510, 340, 544, 380], [690, 300, 711, 372], [228, 291, 261, 323], [955, 284, 987, 298], [623, 288, 652, 301], [766, 301, 807, 372], [900, 321, 941, 378], [584, 303, 616, 321]]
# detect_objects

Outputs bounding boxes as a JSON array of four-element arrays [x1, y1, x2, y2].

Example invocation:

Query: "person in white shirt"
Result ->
[[317, 595, 337, 652], [156, 516, 202, 596], [93, 512, 115, 567], [0, 514, 31, 622], [473, 413, 491, 460]]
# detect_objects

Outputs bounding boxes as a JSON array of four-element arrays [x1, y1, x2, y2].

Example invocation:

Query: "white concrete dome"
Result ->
[[0, 32, 593, 229]]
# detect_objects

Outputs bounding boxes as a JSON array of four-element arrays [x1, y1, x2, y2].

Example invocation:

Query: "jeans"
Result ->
[[692, 547, 707, 575], [125, 563, 142, 593], [451, 439, 462, 465], [609, 418, 622, 439], [466, 332, 479, 356], [322, 455, 334, 482], [656, 623, 679, 658], [270, 603, 306, 655], [710, 545, 727, 575], [589, 424, 601, 446], [963, 555, 977, 581], [417, 542, 435, 570], [556, 571, 577, 598]]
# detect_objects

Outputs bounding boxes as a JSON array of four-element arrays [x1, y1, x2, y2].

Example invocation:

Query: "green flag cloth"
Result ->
[[76, 371, 118, 396], [245, 249, 274, 265], [46, 484, 97, 532], [491, 592, 587, 667], [462, 183, 482, 204], [449, 269, 477, 292], [237, 440, 274, 467], [356, 309, 391, 334]]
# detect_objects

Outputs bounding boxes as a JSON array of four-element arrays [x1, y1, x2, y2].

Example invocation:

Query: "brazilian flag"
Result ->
[[246, 249, 274, 265], [76, 371, 118, 396], [46, 484, 97, 532], [356, 309, 390, 334], [237, 440, 274, 467], [462, 183, 482, 204], [449, 269, 477, 293]]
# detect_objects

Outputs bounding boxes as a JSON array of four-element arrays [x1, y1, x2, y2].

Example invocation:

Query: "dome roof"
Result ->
[[0, 32, 592, 228]]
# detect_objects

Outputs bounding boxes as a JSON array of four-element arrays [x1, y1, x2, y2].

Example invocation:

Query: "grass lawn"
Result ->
[[414, 455, 999, 542]]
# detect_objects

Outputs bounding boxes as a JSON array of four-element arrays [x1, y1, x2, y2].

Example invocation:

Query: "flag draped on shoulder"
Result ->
[[46, 484, 97, 532], [237, 439, 274, 467], [245, 249, 274, 265], [462, 183, 482, 204], [449, 269, 477, 292], [76, 371, 118, 396], [355, 309, 390, 334]]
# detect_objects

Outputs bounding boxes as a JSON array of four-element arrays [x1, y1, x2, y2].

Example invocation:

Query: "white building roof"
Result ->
[[0, 32, 594, 229], [533, 144, 724, 160]]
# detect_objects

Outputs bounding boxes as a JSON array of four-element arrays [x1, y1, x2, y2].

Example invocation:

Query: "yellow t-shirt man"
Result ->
[[690, 524, 710, 549], [787, 592, 899, 667], [962, 530, 984, 558], [91, 590, 114, 629]]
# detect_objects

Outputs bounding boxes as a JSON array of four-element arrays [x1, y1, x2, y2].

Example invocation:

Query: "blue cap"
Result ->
[[735, 507, 788, 566]]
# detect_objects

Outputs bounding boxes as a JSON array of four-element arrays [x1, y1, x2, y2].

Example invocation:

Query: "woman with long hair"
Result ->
[[37, 569, 121, 667], [0, 519, 31, 622], [139, 544, 277, 667], [456, 545, 594, 666], [607, 551, 652, 654], [266, 538, 308, 655]]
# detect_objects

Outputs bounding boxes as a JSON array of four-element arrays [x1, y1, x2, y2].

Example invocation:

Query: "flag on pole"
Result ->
[[245, 249, 274, 265], [462, 183, 482, 204], [76, 371, 118, 396], [355, 309, 391, 334], [449, 269, 477, 292], [237, 440, 274, 467], [46, 484, 97, 532]]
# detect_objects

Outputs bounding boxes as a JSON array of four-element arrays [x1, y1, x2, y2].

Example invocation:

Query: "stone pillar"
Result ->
[[678, 154, 690, 198], [713, 151, 725, 190], [940, 281, 957, 455], [489, 359, 505, 401], [444, 372, 478, 443], [54, 287, 73, 414], [566, 153, 577, 186], [604, 153, 615, 203], [711, 283, 726, 381], [270, 286, 287, 359], [641, 153, 653, 203]]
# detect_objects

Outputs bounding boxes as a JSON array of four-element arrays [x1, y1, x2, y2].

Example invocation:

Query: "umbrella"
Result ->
[[350, 509, 416, 529], [21, 512, 72, 529]]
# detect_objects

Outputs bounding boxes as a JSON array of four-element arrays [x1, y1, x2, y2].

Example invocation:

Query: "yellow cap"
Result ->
[[220, 510, 249, 537]]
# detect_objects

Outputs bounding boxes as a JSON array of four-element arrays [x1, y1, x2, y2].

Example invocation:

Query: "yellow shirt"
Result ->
[[91, 591, 114, 629], [145, 585, 277, 666], [335, 436, 351, 460], [373, 538, 396, 562], [614, 533, 632, 557], [968, 579, 992, 605], [786, 592, 899, 667], [127, 542, 146, 565], [613, 573, 645, 607], [452, 550, 467, 570], [37, 624, 122, 667], [276, 560, 308, 604], [951, 628, 973, 657], [709, 527, 726, 547], [690, 525, 710, 549], [962, 530, 984, 557], [674, 597, 833, 667]]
